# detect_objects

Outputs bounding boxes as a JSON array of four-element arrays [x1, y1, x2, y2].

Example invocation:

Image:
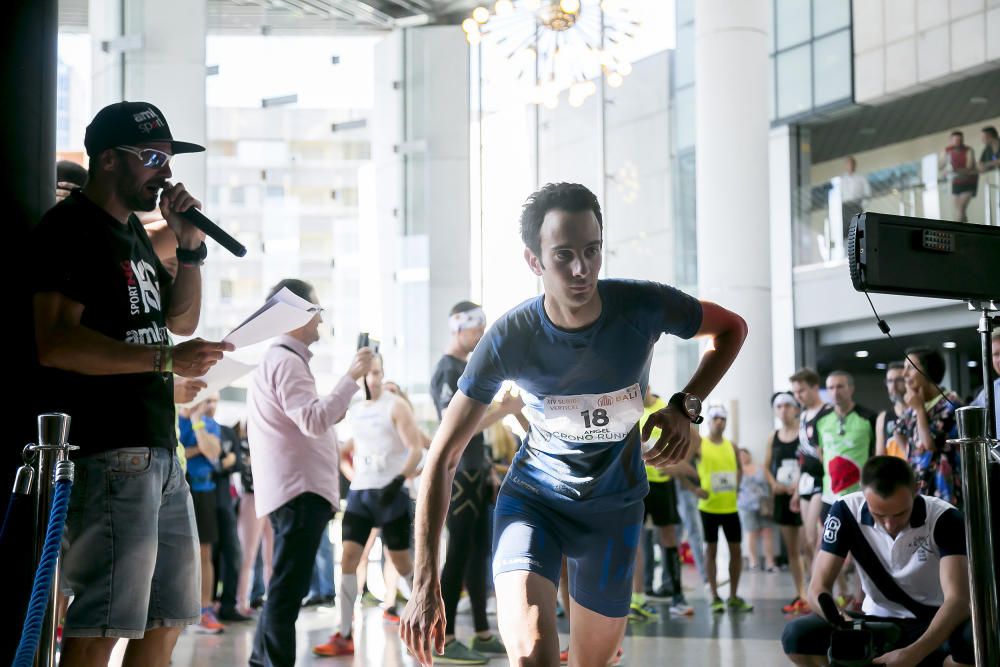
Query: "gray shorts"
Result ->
[[61, 447, 200, 638], [739, 508, 773, 533]]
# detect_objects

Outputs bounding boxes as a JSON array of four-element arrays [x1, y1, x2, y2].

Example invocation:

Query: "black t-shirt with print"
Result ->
[[31, 190, 176, 455], [431, 354, 489, 472]]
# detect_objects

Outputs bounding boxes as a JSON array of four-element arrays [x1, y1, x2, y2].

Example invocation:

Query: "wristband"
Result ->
[[193, 421, 206, 431], [163, 345, 174, 374], [176, 242, 208, 266]]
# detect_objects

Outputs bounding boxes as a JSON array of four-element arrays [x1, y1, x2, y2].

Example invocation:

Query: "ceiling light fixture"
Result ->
[[463, 0, 641, 108]]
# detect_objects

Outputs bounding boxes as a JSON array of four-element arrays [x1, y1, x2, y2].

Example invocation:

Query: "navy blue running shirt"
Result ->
[[458, 279, 702, 511]]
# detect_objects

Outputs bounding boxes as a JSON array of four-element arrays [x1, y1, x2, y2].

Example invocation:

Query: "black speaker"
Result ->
[[849, 212, 1000, 302]]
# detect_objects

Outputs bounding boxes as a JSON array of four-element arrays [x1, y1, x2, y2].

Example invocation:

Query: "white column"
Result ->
[[769, 125, 797, 391], [373, 26, 470, 393], [90, 0, 207, 197], [695, 0, 773, 454]]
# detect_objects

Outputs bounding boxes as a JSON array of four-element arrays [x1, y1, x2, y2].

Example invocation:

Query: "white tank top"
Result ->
[[349, 391, 408, 490]]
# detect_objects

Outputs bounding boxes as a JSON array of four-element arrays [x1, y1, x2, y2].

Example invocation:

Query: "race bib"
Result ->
[[798, 472, 816, 495], [357, 453, 388, 474], [541, 383, 644, 444], [776, 459, 798, 487], [711, 471, 737, 493]]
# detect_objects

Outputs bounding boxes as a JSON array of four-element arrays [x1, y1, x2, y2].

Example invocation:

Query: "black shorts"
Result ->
[[952, 181, 977, 196], [341, 487, 412, 551], [700, 510, 741, 544], [191, 489, 218, 545], [773, 493, 802, 527], [643, 479, 680, 527], [781, 613, 974, 665]]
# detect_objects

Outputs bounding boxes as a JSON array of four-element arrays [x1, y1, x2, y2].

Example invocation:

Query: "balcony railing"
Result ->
[[793, 155, 1000, 268]]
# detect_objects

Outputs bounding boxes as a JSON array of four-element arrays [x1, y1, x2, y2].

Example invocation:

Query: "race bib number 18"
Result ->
[[541, 383, 644, 444]]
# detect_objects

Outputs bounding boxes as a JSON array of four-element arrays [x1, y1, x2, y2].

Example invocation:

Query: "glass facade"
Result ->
[[770, 0, 852, 123]]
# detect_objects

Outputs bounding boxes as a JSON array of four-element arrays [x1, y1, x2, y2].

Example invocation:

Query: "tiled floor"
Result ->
[[165, 563, 799, 666]]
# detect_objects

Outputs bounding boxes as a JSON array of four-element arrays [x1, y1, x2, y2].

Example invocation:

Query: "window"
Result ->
[[770, 0, 853, 123], [675, 24, 695, 89], [674, 87, 696, 152], [812, 0, 850, 36], [776, 44, 812, 118], [672, 151, 697, 288], [776, 0, 811, 50], [813, 30, 851, 107]]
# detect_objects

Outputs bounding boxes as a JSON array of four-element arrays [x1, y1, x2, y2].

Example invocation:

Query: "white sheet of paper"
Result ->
[[222, 287, 318, 349], [180, 357, 257, 407]]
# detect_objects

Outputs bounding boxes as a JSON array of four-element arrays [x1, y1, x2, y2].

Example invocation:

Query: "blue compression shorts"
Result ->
[[492, 487, 643, 618]]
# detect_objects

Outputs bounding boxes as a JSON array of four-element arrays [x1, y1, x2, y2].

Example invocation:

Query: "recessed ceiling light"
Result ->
[[855, 350, 869, 358], [967, 360, 978, 367], [970, 96, 988, 105], [875, 362, 888, 370], [942, 341, 957, 349]]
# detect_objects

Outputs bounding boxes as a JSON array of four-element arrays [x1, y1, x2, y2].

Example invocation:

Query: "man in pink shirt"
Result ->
[[247, 278, 374, 667]]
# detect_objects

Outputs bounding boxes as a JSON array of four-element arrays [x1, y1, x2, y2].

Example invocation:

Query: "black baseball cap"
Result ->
[[84, 101, 205, 157]]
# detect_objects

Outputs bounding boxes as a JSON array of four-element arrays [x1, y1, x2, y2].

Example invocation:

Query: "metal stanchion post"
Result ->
[[952, 406, 1000, 667], [30, 413, 73, 667]]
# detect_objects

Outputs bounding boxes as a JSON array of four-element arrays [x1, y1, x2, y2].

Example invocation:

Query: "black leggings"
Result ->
[[441, 469, 492, 635]]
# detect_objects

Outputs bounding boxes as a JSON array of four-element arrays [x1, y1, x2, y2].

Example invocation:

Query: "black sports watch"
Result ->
[[176, 242, 208, 266], [668, 391, 704, 424]]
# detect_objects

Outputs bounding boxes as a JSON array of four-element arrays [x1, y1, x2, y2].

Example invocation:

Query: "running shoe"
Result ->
[[433, 640, 488, 664], [470, 634, 505, 654], [782, 597, 803, 614], [193, 609, 224, 634], [727, 596, 754, 612], [646, 584, 674, 601], [312, 632, 354, 657], [710, 597, 726, 614], [669, 597, 694, 616], [382, 606, 400, 625], [628, 601, 660, 621], [361, 590, 382, 607], [560, 647, 570, 664]]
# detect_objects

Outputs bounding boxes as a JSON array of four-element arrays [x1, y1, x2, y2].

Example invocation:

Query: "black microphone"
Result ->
[[818, 593, 848, 629], [180, 208, 247, 258]]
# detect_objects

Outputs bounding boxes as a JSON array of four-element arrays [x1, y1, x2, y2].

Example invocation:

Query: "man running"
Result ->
[[401, 182, 747, 667], [313, 354, 425, 657]]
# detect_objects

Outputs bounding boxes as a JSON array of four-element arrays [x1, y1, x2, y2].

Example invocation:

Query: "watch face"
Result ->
[[683, 394, 701, 416]]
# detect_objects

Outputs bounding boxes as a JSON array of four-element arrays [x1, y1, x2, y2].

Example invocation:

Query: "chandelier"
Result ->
[[463, 0, 640, 109]]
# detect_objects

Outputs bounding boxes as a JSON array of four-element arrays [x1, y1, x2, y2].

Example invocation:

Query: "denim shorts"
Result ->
[[61, 447, 200, 638]]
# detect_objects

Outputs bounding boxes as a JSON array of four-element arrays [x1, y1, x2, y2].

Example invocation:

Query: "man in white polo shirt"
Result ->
[[781, 456, 973, 667]]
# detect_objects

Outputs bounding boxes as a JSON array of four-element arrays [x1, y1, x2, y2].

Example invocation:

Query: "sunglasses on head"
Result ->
[[115, 145, 173, 168]]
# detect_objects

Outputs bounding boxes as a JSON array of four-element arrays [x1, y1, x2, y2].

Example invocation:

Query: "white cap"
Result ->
[[707, 405, 728, 420]]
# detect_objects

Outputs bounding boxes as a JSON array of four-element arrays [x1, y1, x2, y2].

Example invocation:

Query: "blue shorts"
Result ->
[[61, 447, 200, 638], [492, 487, 643, 618]]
